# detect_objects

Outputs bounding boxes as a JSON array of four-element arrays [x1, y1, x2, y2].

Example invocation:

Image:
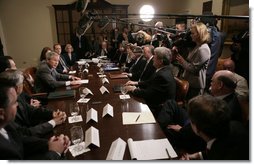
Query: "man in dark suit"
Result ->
[[122, 46, 146, 81], [0, 77, 70, 159], [125, 47, 176, 116], [35, 51, 81, 93], [180, 95, 248, 160], [54, 43, 69, 74], [0, 70, 66, 137], [163, 70, 247, 153], [138, 45, 156, 81]]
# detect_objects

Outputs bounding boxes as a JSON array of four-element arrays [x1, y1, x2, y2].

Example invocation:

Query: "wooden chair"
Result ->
[[23, 67, 47, 97], [174, 77, 189, 107]]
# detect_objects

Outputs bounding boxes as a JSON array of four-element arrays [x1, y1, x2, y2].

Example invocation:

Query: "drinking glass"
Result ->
[[99, 67, 104, 75], [120, 85, 128, 99], [69, 103, 80, 121], [78, 64, 83, 73], [70, 126, 84, 152]]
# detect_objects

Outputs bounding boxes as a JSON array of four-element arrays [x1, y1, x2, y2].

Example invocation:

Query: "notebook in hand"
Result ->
[[48, 90, 75, 99]]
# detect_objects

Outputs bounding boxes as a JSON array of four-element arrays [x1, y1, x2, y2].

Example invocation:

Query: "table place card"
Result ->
[[68, 70, 76, 74], [102, 103, 114, 117], [77, 98, 90, 103], [78, 79, 89, 84], [86, 108, 98, 123], [102, 77, 109, 84], [68, 115, 83, 123], [119, 94, 130, 99], [82, 87, 93, 95], [85, 126, 100, 148], [106, 138, 126, 160], [100, 86, 109, 94], [98, 74, 106, 78], [68, 142, 91, 157]]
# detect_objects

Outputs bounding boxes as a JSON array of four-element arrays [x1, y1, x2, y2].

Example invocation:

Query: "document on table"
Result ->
[[122, 111, 156, 125], [127, 138, 178, 160], [78, 79, 89, 84]]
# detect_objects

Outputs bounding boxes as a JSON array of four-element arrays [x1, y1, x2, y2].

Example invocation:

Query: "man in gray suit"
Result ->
[[35, 51, 81, 93]]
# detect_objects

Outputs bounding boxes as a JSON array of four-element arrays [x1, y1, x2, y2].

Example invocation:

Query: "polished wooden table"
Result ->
[[47, 63, 170, 160]]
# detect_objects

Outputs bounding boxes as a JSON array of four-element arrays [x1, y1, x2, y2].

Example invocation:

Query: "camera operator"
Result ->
[[199, 12, 224, 93]]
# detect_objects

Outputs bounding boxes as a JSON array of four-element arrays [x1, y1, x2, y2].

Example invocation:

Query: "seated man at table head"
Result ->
[[0, 69, 67, 137], [35, 51, 81, 93], [181, 95, 249, 160], [0, 77, 70, 159], [125, 46, 176, 117]]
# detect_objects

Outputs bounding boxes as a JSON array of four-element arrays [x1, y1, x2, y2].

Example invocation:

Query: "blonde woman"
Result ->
[[175, 22, 211, 100], [62, 44, 77, 67]]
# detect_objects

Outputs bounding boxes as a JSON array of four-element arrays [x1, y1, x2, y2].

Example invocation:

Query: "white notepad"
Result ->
[[122, 111, 156, 125], [127, 138, 177, 160]]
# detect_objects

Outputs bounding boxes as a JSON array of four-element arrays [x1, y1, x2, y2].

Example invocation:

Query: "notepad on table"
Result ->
[[127, 138, 177, 160], [122, 111, 156, 125]]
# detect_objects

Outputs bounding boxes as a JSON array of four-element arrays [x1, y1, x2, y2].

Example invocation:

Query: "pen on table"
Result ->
[[165, 148, 171, 159], [135, 114, 140, 122]]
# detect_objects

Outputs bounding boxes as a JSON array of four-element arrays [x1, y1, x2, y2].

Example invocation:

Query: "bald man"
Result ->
[[210, 70, 243, 122], [223, 59, 249, 99]]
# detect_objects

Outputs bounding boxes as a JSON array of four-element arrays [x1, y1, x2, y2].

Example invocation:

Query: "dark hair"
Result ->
[[188, 95, 230, 139], [0, 76, 17, 109], [40, 47, 51, 61], [0, 56, 11, 73]]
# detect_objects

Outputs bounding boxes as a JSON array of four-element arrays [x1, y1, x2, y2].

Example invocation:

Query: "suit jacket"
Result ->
[[0, 122, 61, 160], [35, 61, 70, 93], [139, 56, 156, 81], [202, 121, 249, 160], [62, 52, 77, 67], [222, 92, 243, 122], [15, 94, 53, 137], [133, 65, 176, 109], [182, 43, 211, 89], [56, 56, 69, 74], [129, 55, 146, 81]]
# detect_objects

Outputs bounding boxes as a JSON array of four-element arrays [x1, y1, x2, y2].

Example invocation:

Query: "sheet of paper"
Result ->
[[77, 61, 86, 65], [77, 98, 90, 103], [86, 108, 98, 123], [100, 86, 109, 94], [119, 94, 130, 99], [69, 70, 76, 74], [98, 74, 106, 78], [122, 111, 156, 125], [102, 77, 109, 84], [127, 138, 177, 160], [102, 104, 114, 117], [68, 142, 90, 157], [106, 138, 126, 160], [68, 115, 83, 123], [85, 126, 100, 148], [78, 79, 89, 84]]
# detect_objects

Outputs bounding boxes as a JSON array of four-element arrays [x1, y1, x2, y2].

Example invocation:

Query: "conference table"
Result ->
[[47, 62, 174, 160]]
